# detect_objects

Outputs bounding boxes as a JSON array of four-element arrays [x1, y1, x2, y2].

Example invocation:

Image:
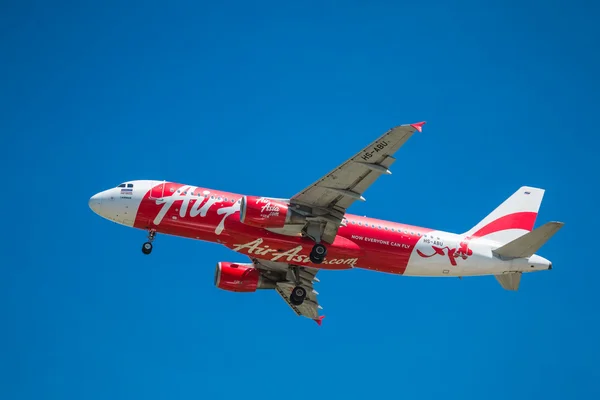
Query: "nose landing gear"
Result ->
[[142, 230, 156, 255]]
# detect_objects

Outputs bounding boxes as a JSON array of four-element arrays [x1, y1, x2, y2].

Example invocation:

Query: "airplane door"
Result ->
[[149, 180, 166, 199]]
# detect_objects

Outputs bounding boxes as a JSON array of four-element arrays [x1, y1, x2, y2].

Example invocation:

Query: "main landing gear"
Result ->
[[289, 241, 326, 306], [304, 223, 327, 264], [142, 230, 156, 255], [290, 286, 307, 306], [289, 266, 308, 306], [309, 243, 327, 264]]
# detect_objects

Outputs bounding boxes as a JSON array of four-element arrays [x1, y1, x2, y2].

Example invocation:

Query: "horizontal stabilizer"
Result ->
[[495, 272, 522, 291], [493, 221, 564, 259]]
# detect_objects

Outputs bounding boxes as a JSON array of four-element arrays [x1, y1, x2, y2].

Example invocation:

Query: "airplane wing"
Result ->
[[252, 258, 325, 325], [289, 122, 425, 243]]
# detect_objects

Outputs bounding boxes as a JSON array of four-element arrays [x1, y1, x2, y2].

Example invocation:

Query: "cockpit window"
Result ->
[[127, 183, 133, 188], [117, 183, 134, 188], [118, 184, 126, 188]]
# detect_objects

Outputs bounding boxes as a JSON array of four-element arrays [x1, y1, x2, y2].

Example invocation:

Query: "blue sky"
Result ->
[[1, 0, 599, 399]]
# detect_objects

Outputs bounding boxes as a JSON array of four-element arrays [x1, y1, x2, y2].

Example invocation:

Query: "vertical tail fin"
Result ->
[[463, 186, 544, 244]]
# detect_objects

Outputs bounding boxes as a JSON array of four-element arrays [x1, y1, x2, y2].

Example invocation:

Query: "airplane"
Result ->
[[88, 121, 563, 325]]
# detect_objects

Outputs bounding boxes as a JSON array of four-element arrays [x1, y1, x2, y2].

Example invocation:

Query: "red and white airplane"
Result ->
[[89, 122, 563, 324]]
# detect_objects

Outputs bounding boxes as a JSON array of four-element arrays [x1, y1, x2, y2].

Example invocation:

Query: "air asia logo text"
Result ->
[[417, 237, 473, 266], [256, 197, 281, 218], [152, 185, 240, 235], [232, 238, 358, 265]]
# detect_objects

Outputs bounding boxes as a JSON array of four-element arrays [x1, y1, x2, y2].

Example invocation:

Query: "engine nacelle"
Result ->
[[240, 196, 304, 228], [214, 262, 276, 292]]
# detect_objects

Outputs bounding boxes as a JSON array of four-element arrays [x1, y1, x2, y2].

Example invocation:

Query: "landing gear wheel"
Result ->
[[290, 286, 307, 306], [142, 242, 153, 255], [309, 252, 323, 264], [310, 243, 327, 264], [142, 230, 156, 255]]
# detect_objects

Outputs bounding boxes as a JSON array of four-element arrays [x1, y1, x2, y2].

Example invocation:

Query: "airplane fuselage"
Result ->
[[89, 180, 551, 277]]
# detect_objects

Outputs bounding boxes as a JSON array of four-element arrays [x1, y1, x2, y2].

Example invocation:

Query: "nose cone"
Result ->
[[89, 193, 103, 214]]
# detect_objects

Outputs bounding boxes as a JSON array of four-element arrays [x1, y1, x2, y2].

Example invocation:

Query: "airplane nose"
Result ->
[[88, 193, 102, 213]]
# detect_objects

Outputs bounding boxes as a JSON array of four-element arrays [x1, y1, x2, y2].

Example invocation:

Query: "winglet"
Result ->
[[314, 316, 325, 326], [410, 121, 426, 132]]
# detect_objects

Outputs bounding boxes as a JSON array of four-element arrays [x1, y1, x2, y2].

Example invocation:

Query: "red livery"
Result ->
[[89, 122, 563, 324], [240, 196, 291, 228]]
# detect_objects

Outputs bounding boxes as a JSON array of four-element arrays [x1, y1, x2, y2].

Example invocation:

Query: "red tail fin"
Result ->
[[463, 186, 544, 244]]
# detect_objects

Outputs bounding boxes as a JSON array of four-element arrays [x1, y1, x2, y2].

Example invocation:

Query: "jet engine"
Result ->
[[239, 196, 305, 228], [214, 262, 276, 292]]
